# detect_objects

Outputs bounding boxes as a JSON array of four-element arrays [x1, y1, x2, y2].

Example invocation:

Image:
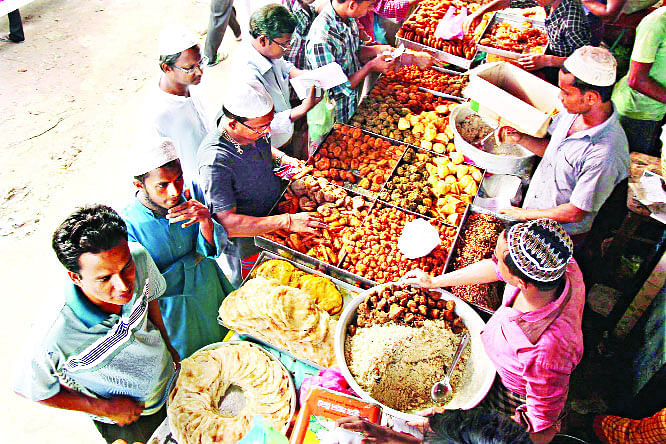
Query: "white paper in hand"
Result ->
[[398, 219, 441, 259], [290, 63, 348, 100]]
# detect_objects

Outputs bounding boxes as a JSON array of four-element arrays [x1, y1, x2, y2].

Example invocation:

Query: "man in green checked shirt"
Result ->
[[305, 0, 403, 123]]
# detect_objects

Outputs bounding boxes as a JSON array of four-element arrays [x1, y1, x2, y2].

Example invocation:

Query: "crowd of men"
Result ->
[[11, 1, 664, 443]]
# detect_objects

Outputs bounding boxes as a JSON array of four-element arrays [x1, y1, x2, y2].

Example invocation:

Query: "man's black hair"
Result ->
[[500, 230, 564, 292], [52, 204, 128, 274], [249, 4, 297, 40], [159, 44, 199, 72], [134, 159, 181, 183], [424, 409, 532, 444], [560, 66, 613, 103], [219, 106, 249, 125]]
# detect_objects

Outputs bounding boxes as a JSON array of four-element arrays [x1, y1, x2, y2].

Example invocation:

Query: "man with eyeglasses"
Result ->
[[142, 24, 215, 184], [239, 4, 323, 156], [196, 80, 326, 286]]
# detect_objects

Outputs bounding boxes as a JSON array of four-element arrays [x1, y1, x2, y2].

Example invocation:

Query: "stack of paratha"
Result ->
[[168, 342, 292, 444], [219, 276, 337, 367]]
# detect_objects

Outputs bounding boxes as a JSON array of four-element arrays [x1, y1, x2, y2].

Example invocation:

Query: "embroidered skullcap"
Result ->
[[563, 46, 617, 87], [158, 24, 199, 56], [220, 80, 274, 120], [132, 137, 179, 177], [506, 219, 573, 283]]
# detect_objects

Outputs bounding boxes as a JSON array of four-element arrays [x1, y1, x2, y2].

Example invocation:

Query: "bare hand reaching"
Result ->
[[288, 212, 327, 234], [400, 269, 437, 289]]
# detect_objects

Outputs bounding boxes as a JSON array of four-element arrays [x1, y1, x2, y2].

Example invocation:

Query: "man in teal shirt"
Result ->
[[122, 137, 234, 359], [13, 204, 178, 443]]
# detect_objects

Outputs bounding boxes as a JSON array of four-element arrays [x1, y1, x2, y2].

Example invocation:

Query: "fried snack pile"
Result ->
[[311, 125, 405, 193], [168, 343, 292, 444], [352, 284, 465, 332], [265, 176, 371, 265], [384, 66, 469, 97], [449, 213, 505, 310], [397, 0, 486, 59], [341, 205, 457, 283], [220, 277, 337, 367], [479, 22, 547, 54], [379, 148, 482, 224], [252, 259, 344, 315]]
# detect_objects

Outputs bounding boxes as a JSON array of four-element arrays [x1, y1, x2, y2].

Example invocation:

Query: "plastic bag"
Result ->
[[307, 91, 336, 143], [237, 415, 289, 444], [434, 6, 467, 40]]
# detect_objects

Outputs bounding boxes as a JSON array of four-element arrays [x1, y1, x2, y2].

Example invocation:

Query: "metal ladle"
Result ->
[[431, 332, 470, 403]]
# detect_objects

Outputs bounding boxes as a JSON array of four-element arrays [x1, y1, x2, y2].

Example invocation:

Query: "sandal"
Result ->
[[207, 52, 228, 66], [0, 34, 24, 43]]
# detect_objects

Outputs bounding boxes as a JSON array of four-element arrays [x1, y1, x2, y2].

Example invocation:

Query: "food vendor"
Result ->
[[13, 205, 178, 444], [142, 24, 215, 184], [402, 219, 584, 444], [497, 46, 629, 245], [464, 0, 592, 79], [239, 4, 322, 154], [196, 80, 326, 286], [304, 0, 401, 123], [122, 137, 235, 359], [611, 6, 666, 156]]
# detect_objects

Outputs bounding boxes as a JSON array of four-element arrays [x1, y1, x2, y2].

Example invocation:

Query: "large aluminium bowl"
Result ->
[[450, 103, 535, 175], [335, 284, 496, 422]]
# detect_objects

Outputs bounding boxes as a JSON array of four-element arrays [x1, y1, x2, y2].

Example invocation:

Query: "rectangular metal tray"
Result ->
[[476, 12, 548, 60]]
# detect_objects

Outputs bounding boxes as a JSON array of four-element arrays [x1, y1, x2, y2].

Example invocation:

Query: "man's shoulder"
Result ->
[[308, 6, 338, 39], [197, 131, 233, 165]]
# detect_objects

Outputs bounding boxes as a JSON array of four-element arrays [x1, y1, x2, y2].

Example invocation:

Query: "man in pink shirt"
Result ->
[[402, 219, 584, 444]]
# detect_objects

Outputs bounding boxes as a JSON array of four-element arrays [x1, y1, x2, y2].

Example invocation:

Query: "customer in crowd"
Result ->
[[611, 6, 665, 156], [122, 137, 234, 359], [204, 0, 242, 65], [196, 80, 326, 286], [464, 0, 592, 80], [337, 408, 533, 443], [1, 9, 24, 43], [283, 0, 318, 69], [357, 0, 421, 44], [143, 24, 214, 184], [305, 0, 400, 123], [13, 205, 178, 444], [497, 46, 629, 244], [594, 407, 666, 444], [401, 219, 584, 444], [240, 4, 322, 153]]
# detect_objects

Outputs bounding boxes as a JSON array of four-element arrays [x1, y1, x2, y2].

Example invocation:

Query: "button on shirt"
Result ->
[[522, 109, 630, 235], [306, 2, 363, 123], [241, 44, 296, 148], [13, 244, 174, 423], [142, 80, 215, 183], [481, 260, 585, 433]]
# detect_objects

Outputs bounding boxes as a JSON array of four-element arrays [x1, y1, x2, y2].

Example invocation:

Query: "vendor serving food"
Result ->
[[196, 80, 326, 286], [401, 219, 583, 444]]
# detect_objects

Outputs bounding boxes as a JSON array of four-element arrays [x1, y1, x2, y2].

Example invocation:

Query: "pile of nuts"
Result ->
[[311, 124, 405, 193], [384, 66, 469, 97], [352, 284, 465, 332], [448, 213, 506, 311], [396, 0, 485, 59], [479, 22, 548, 54], [340, 205, 456, 283], [264, 176, 371, 265], [379, 148, 482, 225]]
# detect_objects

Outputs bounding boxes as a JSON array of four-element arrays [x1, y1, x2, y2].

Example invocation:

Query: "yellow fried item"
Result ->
[[298, 275, 344, 315], [253, 259, 295, 285]]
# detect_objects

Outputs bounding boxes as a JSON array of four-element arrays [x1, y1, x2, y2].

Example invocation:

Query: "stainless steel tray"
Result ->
[[476, 12, 547, 60]]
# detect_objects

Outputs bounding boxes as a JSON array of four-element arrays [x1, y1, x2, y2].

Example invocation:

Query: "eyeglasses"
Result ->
[[270, 38, 292, 51], [173, 56, 209, 74], [239, 120, 271, 136]]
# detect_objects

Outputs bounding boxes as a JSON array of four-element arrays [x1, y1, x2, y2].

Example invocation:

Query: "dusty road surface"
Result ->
[[0, 0, 258, 441]]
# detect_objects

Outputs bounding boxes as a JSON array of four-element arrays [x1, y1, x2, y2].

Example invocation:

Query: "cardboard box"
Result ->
[[464, 62, 562, 137], [289, 388, 381, 444]]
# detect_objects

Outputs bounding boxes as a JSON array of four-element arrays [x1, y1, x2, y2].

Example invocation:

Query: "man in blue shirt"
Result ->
[[122, 137, 234, 359], [13, 204, 178, 443]]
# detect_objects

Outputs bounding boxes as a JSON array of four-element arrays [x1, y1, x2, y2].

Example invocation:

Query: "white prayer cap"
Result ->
[[563, 46, 617, 87], [133, 137, 179, 177], [221, 80, 274, 120], [158, 24, 199, 56]]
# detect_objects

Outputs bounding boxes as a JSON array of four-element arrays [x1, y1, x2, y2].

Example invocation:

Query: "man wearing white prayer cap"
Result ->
[[497, 46, 630, 246], [122, 136, 235, 359], [140, 24, 215, 185], [196, 81, 326, 286]]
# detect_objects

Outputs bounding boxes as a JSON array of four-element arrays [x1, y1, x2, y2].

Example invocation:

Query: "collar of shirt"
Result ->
[[247, 43, 275, 76], [325, 1, 354, 27], [506, 271, 574, 344], [556, 107, 621, 145], [64, 282, 110, 328]]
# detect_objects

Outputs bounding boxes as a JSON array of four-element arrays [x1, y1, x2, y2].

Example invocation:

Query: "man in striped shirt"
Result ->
[[13, 205, 178, 444]]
